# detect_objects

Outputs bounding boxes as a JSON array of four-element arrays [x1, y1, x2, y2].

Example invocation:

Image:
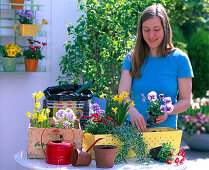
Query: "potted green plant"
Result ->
[[23, 39, 47, 72], [146, 91, 174, 125], [0, 43, 23, 72]]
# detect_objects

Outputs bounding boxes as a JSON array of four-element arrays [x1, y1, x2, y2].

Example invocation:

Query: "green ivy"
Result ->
[[111, 125, 152, 164]]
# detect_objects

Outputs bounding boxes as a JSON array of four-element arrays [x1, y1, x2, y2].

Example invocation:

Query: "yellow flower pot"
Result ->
[[83, 127, 182, 159]]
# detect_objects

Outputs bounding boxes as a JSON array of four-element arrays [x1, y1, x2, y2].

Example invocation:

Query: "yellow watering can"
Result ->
[[14, 19, 47, 36]]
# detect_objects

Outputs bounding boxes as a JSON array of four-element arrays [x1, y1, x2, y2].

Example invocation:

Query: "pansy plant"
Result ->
[[146, 91, 174, 116], [53, 108, 76, 129], [84, 103, 117, 135]]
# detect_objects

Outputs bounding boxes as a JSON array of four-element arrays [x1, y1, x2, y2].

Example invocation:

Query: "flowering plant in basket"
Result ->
[[26, 91, 51, 128], [23, 39, 47, 60], [53, 108, 76, 129], [180, 91, 209, 137], [145, 91, 174, 125], [84, 103, 117, 135]]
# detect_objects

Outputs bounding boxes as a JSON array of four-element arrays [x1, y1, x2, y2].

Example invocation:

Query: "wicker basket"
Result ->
[[83, 127, 182, 159], [44, 99, 89, 117]]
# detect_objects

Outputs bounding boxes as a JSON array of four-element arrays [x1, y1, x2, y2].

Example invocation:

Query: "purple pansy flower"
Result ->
[[65, 108, 75, 120], [17, 10, 25, 16], [148, 91, 157, 101], [91, 103, 100, 112], [159, 94, 164, 100], [160, 105, 165, 113], [164, 104, 174, 113], [25, 10, 33, 19], [96, 109, 105, 117], [163, 97, 172, 104], [56, 109, 66, 118]]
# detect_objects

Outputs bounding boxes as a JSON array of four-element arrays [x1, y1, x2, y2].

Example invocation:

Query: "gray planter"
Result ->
[[184, 134, 209, 151]]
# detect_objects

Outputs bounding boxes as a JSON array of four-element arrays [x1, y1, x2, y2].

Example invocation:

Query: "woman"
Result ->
[[118, 4, 193, 132]]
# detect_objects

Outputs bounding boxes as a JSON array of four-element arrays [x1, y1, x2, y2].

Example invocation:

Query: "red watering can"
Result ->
[[41, 123, 75, 165]]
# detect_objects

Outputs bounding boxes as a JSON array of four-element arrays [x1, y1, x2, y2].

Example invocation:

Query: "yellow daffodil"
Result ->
[[36, 91, 44, 100], [99, 93, 106, 98], [46, 108, 50, 114], [34, 102, 41, 109], [126, 100, 130, 103], [41, 109, 46, 114], [26, 112, 32, 117], [33, 109, 37, 114], [38, 114, 47, 122], [112, 107, 118, 114], [32, 92, 37, 98], [131, 101, 135, 106], [32, 113, 37, 119], [113, 95, 119, 101], [118, 95, 124, 102], [122, 91, 129, 98]]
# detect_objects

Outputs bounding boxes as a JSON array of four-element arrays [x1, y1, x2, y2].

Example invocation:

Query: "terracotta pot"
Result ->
[[11, 0, 24, 9], [71, 138, 103, 166], [93, 145, 117, 168], [147, 112, 158, 125], [24, 58, 38, 72]]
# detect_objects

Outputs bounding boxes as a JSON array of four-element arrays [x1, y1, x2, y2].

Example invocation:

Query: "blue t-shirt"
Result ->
[[122, 49, 194, 129]]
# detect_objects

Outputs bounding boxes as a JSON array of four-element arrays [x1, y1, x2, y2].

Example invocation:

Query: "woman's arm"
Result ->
[[169, 77, 192, 115], [156, 77, 192, 124], [118, 70, 147, 132]]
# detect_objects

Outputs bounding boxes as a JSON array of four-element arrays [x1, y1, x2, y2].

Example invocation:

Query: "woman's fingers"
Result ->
[[139, 118, 147, 132], [156, 114, 168, 124]]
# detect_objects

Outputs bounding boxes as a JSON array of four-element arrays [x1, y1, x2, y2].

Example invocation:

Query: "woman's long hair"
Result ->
[[130, 4, 175, 79]]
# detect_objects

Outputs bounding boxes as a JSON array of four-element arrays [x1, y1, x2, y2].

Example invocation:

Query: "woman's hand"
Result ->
[[156, 113, 168, 124], [130, 107, 147, 132]]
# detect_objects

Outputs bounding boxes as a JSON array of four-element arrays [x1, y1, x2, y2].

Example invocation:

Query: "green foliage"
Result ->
[[58, 0, 209, 97], [187, 29, 209, 98], [111, 125, 152, 164], [157, 142, 175, 162], [172, 25, 187, 53], [58, 0, 150, 96]]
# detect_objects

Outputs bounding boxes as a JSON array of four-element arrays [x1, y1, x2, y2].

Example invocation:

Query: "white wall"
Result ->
[[0, 0, 82, 169]]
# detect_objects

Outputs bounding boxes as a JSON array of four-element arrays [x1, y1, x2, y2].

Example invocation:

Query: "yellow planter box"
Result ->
[[83, 127, 182, 159]]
